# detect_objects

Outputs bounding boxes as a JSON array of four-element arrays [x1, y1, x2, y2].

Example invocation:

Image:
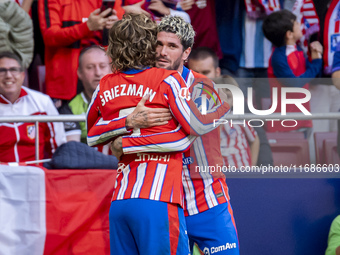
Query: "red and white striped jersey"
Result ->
[[117, 67, 233, 216], [0, 87, 66, 163], [86, 67, 230, 207], [181, 67, 231, 216], [220, 119, 257, 169]]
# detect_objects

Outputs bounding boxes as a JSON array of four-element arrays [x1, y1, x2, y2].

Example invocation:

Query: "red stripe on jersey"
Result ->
[[182, 70, 230, 216], [168, 203, 180, 255], [227, 201, 237, 234], [336, 20, 340, 34]]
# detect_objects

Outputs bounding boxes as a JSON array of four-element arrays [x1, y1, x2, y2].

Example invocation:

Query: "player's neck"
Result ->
[[177, 64, 184, 75]]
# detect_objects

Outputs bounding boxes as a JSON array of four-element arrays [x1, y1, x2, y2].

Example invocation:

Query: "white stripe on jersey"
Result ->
[[116, 165, 131, 200], [164, 75, 230, 136], [14, 124, 20, 162], [124, 136, 194, 154], [150, 164, 167, 201], [87, 119, 127, 146], [47, 122, 57, 153], [182, 165, 199, 215], [131, 163, 147, 198], [304, 3, 314, 9], [190, 137, 219, 209]]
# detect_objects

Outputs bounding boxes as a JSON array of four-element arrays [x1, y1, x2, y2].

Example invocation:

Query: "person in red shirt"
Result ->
[[0, 51, 66, 163], [38, 0, 118, 101]]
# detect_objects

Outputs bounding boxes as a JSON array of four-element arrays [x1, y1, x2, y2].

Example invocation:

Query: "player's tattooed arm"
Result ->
[[125, 95, 172, 130], [110, 136, 123, 160]]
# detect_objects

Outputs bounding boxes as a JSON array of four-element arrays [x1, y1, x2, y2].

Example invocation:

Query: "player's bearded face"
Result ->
[[156, 54, 182, 71], [156, 32, 184, 72]]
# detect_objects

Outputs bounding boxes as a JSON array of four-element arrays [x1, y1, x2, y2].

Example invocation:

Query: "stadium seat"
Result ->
[[314, 132, 337, 164], [266, 132, 304, 143], [269, 138, 310, 166], [323, 139, 340, 165]]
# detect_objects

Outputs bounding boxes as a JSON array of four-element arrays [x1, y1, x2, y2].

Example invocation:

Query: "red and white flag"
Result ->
[[244, 0, 281, 19], [292, 0, 320, 54], [0, 166, 116, 255]]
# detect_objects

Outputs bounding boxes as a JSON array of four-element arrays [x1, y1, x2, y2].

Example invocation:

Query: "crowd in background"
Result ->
[[1, 0, 340, 253]]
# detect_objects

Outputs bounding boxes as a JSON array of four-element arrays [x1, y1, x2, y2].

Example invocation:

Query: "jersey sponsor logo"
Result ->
[[27, 125, 35, 140], [179, 82, 222, 115], [215, 192, 224, 198], [182, 156, 194, 165], [203, 247, 210, 255], [203, 243, 237, 254], [100, 84, 157, 106]]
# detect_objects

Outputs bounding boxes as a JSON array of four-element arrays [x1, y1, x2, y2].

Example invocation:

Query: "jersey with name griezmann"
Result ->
[[87, 67, 229, 207]]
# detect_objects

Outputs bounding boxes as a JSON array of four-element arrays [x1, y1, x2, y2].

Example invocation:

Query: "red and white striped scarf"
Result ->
[[244, 0, 281, 19], [324, 0, 340, 74], [292, 0, 320, 54]]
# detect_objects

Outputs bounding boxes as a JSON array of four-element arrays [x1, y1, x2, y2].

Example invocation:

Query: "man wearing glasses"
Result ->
[[0, 51, 66, 163]]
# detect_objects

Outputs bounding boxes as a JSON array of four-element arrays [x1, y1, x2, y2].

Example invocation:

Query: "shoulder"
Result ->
[[141, 67, 180, 85], [24, 87, 58, 111], [271, 46, 290, 66], [272, 46, 287, 58], [331, 215, 340, 229], [148, 67, 178, 80], [100, 73, 115, 84], [24, 87, 52, 103], [191, 70, 207, 79], [69, 93, 83, 107]]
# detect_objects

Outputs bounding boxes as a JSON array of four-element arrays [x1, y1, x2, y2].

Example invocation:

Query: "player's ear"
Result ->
[[182, 47, 191, 62], [216, 67, 221, 77]]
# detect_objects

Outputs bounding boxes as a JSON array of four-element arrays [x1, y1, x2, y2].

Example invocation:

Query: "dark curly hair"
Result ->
[[107, 14, 158, 72]]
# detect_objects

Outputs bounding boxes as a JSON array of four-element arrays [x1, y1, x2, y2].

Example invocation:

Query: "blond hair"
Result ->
[[158, 16, 196, 50], [107, 14, 158, 72]]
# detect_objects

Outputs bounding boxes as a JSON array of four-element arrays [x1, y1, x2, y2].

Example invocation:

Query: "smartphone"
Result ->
[[100, 0, 115, 17]]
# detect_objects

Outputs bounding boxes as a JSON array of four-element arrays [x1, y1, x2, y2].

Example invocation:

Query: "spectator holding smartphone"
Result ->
[[38, 0, 118, 102]]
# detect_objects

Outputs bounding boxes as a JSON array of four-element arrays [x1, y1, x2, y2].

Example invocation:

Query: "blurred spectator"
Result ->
[[216, 0, 282, 110], [0, 0, 33, 69], [308, 0, 340, 135], [325, 215, 340, 255], [59, 45, 111, 145], [188, 46, 221, 79], [118, 0, 191, 23], [185, 0, 222, 58], [215, 0, 243, 75], [263, 9, 323, 137], [188, 46, 273, 166], [38, 0, 118, 101], [219, 78, 260, 168], [0, 51, 66, 163], [236, 0, 279, 110]]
